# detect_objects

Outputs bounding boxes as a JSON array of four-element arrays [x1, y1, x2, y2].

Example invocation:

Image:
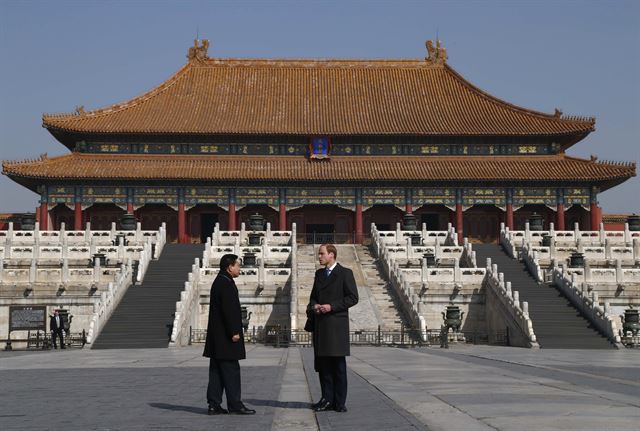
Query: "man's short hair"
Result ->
[[219, 254, 239, 271], [320, 244, 337, 259]]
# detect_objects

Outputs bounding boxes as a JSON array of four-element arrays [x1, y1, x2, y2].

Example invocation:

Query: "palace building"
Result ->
[[2, 40, 635, 243]]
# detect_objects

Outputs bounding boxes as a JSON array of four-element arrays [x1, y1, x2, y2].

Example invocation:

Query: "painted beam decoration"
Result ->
[[45, 184, 594, 209], [235, 187, 279, 206], [83, 186, 127, 204], [185, 187, 227, 205], [513, 188, 556, 206], [362, 188, 404, 206], [287, 188, 355, 207], [48, 186, 75, 204], [564, 187, 590, 205], [463, 188, 506, 206], [412, 187, 455, 206], [134, 187, 178, 205]]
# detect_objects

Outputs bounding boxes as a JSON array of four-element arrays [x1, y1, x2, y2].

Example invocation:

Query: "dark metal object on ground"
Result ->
[[243, 252, 257, 267], [402, 213, 417, 231], [120, 213, 137, 231], [423, 252, 436, 267], [92, 253, 107, 266], [241, 306, 252, 332], [442, 304, 463, 332], [528, 213, 544, 231], [249, 213, 265, 231], [542, 234, 552, 247], [20, 213, 36, 230], [410, 233, 422, 246], [248, 232, 261, 246], [569, 252, 585, 268], [628, 214, 640, 231], [622, 306, 640, 336], [113, 233, 128, 246]]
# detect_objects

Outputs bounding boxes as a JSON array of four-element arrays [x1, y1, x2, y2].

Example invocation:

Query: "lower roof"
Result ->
[[2, 153, 635, 191]]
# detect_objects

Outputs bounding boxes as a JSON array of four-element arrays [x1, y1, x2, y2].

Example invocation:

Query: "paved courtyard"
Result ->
[[1, 345, 638, 430]]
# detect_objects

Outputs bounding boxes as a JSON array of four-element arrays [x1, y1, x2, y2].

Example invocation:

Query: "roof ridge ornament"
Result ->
[[426, 39, 447, 64], [187, 39, 210, 62]]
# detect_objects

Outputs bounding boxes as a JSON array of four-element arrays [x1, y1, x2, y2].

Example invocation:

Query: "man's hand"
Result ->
[[319, 304, 332, 314], [231, 334, 240, 342], [313, 304, 322, 314]]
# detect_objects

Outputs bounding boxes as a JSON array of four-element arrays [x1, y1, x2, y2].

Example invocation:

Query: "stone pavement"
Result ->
[[1, 345, 639, 430]]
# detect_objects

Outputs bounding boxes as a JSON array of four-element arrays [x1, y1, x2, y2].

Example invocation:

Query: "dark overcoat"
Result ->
[[50, 315, 64, 332], [203, 273, 246, 360], [306, 263, 359, 357]]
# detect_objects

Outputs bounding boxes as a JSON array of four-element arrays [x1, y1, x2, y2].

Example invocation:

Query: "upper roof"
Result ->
[[3, 153, 634, 192], [42, 40, 595, 137]]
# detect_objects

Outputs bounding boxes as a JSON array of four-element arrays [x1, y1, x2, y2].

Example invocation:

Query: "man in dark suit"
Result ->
[[203, 254, 256, 415], [50, 310, 65, 349], [306, 244, 359, 412]]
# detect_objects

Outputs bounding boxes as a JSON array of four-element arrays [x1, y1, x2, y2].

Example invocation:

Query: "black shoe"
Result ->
[[334, 405, 348, 412], [311, 398, 331, 410], [312, 399, 334, 412], [228, 404, 256, 415], [208, 404, 228, 415]]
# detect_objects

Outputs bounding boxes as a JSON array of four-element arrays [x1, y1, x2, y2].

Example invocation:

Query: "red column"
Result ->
[[590, 204, 602, 230], [74, 203, 83, 230], [127, 203, 134, 214], [506, 203, 514, 230], [35, 206, 41, 223], [178, 203, 186, 243], [355, 203, 363, 244], [455, 204, 463, 244], [279, 203, 287, 231], [39, 202, 48, 230], [556, 203, 565, 230], [405, 203, 413, 214], [228, 203, 237, 231]]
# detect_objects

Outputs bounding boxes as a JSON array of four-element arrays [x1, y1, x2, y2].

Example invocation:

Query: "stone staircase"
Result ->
[[295, 245, 318, 329], [338, 245, 382, 330], [92, 244, 204, 349], [474, 244, 613, 349], [295, 245, 391, 330], [355, 245, 410, 330]]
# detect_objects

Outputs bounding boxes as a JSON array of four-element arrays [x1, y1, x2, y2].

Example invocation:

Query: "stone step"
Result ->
[[92, 243, 205, 349], [473, 243, 614, 349]]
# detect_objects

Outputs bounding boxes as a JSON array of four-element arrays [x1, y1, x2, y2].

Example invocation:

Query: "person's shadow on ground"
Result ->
[[149, 399, 309, 415], [244, 398, 309, 409], [148, 403, 208, 415]]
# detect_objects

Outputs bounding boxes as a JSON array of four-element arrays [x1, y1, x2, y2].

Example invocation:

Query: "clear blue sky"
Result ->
[[1, 0, 638, 213]]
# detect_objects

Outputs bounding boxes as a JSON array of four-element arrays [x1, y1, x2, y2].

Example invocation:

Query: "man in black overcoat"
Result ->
[[50, 310, 65, 349], [203, 254, 255, 415], [306, 244, 359, 412]]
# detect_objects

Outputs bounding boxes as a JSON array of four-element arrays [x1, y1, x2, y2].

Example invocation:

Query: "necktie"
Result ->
[[326, 268, 331, 278]]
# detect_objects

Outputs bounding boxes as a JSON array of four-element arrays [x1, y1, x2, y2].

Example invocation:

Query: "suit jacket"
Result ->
[[50, 315, 65, 332], [203, 272, 246, 360], [306, 263, 359, 357]]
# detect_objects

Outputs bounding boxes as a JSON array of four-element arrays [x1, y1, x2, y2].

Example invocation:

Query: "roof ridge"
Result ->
[[201, 57, 443, 68]]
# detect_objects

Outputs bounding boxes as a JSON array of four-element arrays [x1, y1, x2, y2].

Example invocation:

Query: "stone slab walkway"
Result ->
[[1, 345, 638, 430]]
